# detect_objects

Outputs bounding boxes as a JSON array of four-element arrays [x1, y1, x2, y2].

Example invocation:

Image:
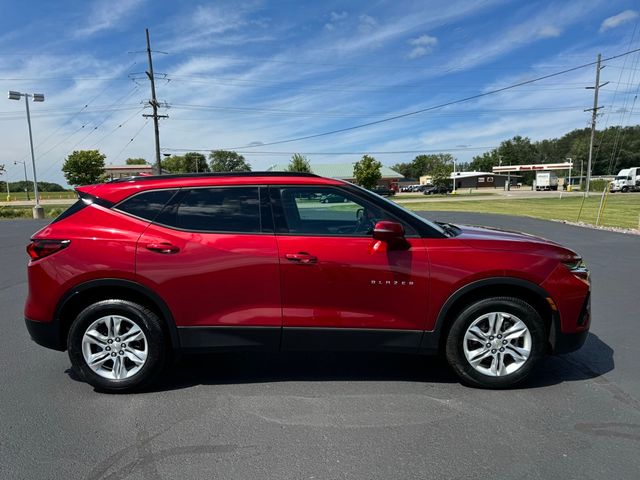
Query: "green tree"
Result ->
[[411, 153, 455, 179], [431, 159, 454, 188], [125, 158, 148, 165], [161, 153, 209, 173], [353, 154, 382, 189], [496, 136, 538, 165], [62, 150, 106, 186], [469, 150, 500, 172], [0, 164, 5, 175], [287, 153, 311, 173], [184, 152, 209, 173], [209, 150, 251, 172], [161, 155, 186, 173], [391, 162, 413, 179]]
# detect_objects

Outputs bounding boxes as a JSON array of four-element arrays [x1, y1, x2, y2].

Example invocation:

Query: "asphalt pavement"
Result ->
[[1, 214, 638, 480]]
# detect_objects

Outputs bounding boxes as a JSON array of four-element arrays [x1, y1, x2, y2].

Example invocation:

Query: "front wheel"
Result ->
[[68, 299, 168, 393], [445, 297, 546, 389]]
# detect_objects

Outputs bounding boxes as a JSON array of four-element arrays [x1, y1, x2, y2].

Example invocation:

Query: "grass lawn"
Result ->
[[0, 205, 68, 219], [4, 191, 76, 201], [396, 191, 497, 200], [401, 194, 640, 230]]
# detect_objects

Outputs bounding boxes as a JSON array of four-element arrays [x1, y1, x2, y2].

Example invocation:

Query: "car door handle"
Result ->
[[285, 252, 317, 264], [145, 242, 180, 254]]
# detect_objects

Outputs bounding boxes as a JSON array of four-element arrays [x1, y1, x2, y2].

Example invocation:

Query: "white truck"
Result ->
[[535, 171, 558, 191], [610, 167, 640, 192]]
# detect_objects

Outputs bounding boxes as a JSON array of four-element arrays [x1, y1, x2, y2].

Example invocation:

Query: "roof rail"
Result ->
[[107, 171, 319, 183]]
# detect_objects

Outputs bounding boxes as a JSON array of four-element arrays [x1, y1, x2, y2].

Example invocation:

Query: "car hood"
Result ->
[[452, 224, 577, 259]]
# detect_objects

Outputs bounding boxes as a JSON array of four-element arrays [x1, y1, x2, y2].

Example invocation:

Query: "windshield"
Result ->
[[615, 176, 627, 180], [349, 183, 447, 236]]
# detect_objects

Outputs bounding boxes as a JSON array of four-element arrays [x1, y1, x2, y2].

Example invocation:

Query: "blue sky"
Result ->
[[1, 0, 639, 186]]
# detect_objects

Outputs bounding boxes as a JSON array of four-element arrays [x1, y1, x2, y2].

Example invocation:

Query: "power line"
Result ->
[[217, 47, 640, 151], [162, 146, 495, 155], [111, 119, 150, 161]]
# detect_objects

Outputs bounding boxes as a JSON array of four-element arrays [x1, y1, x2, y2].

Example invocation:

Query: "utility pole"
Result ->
[[584, 53, 608, 197], [142, 28, 168, 175]]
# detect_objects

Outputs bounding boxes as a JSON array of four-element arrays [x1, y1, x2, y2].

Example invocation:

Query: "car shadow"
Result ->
[[64, 333, 614, 393], [148, 332, 614, 393], [524, 332, 615, 389], [154, 350, 459, 391]]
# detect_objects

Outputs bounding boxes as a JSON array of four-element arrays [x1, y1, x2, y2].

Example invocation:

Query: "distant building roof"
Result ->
[[451, 171, 516, 178], [267, 163, 403, 180]]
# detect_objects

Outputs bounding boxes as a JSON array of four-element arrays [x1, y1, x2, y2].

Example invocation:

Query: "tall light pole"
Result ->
[[2, 168, 9, 201], [8, 90, 45, 218], [14, 160, 30, 200]]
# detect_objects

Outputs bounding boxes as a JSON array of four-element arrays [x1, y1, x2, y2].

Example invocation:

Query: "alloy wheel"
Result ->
[[81, 315, 148, 380], [462, 312, 532, 377]]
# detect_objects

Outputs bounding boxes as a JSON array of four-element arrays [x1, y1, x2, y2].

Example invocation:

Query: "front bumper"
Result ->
[[25, 317, 65, 351], [549, 293, 590, 354]]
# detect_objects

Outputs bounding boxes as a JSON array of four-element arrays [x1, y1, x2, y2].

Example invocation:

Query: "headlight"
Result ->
[[562, 258, 589, 282]]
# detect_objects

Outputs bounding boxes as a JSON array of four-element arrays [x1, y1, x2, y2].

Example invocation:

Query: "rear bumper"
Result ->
[[25, 317, 65, 351]]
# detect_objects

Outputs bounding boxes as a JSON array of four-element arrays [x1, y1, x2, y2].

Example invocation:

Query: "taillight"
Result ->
[[26, 240, 70, 260]]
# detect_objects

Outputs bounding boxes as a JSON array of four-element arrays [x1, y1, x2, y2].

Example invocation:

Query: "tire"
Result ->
[[68, 299, 168, 393], [622, 187, 628, 193], [445, 296, 545, 389]]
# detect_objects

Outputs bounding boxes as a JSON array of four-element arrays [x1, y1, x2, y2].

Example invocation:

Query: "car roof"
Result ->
[[77, 172, 346, 204]]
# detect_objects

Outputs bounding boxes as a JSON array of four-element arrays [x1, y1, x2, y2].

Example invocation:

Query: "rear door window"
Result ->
[[158, 187, 261, 233]]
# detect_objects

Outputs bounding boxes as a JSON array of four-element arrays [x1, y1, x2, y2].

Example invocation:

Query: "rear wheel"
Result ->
[[445, 297, 545, 389], [68, 300, 167, 393]]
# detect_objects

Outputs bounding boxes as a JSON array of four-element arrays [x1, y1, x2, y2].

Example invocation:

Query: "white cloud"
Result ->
[[537, 25, 561, 38], [76, 0, 146, 37], [407, 34, 438, 58], [600, 10, 639, 32], [331, 11, 348, 21], [358, 14, 378, 33], [325, 11, 348, 30]]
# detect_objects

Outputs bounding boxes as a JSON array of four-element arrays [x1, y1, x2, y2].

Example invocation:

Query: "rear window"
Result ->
[[116, 189, 178, 222], [51, 191, 114, 223], [51, 199, 87, 223]]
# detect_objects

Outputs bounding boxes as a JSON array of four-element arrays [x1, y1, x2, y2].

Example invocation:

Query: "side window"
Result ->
[[116, 189, 178, 221], [277, 187, 413, 236], [166, 187, 261, 233]]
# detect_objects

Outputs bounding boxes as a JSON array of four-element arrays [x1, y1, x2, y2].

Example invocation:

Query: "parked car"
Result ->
[[24, 172, 590, 392], [423, 185, 452, 195], [370, 186, 395, 197], [320, 193, 348, 203]]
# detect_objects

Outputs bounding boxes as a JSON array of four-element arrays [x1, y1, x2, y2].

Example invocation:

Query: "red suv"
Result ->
[[24, 173, 590, 392]]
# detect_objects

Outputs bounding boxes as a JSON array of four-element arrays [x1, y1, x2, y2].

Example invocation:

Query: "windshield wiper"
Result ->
[[436, 222, 459, 237]]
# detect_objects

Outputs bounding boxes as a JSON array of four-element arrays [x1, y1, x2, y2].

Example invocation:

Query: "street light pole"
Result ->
[[3, 170, 9, 201], [8, 91, 45, 218], [14, 160, 30, 200]]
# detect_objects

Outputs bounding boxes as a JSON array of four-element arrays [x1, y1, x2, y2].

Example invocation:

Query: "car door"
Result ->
[[272, 185, 430, 352], [134, 186, 281, 350]]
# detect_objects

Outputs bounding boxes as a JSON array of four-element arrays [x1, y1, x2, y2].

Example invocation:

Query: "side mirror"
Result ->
[[372, 221, 406, 246]]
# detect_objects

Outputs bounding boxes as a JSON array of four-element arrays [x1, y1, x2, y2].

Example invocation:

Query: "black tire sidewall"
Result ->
[[445, 297, 545, 389], [68, 300, 166, 392]]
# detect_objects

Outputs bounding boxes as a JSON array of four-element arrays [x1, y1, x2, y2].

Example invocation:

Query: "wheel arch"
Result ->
[[55, 279, 179, 351], [420, 277, 557, 354]]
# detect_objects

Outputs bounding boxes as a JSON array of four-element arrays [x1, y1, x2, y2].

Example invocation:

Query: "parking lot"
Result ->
[[1, 213, 639, 480]]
